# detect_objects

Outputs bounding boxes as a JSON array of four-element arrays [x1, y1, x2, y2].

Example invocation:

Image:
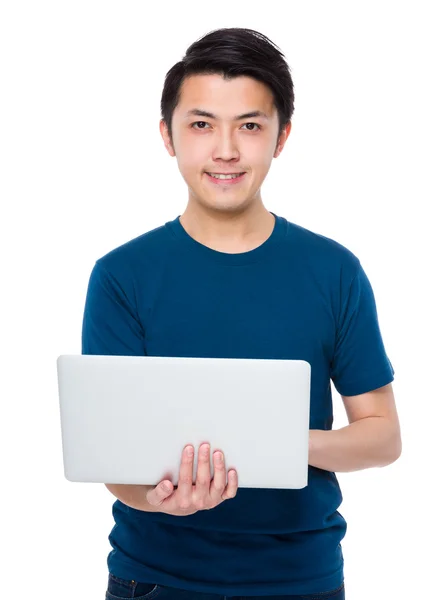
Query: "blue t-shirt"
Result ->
[[81, 212, 394, 596]]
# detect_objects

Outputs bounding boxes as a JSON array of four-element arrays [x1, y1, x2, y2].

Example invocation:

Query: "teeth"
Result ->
[[208, 173, 243, 180]]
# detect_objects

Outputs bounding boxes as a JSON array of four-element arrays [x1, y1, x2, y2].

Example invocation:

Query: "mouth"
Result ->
[[205, 172, 246, 185]]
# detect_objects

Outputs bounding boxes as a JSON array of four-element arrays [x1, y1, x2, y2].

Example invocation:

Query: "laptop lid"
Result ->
[[57, 355, 311, 489]]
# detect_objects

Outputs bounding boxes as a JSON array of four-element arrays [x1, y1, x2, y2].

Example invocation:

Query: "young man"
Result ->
[[82, 28, 401, 600]]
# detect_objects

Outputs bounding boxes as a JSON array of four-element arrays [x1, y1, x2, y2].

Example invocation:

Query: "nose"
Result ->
[[212, 132, 240, 162]]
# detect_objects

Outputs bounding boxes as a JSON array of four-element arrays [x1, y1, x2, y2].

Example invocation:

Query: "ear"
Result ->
[[274, 121, 292, 158], [159, 119, 175, 157]]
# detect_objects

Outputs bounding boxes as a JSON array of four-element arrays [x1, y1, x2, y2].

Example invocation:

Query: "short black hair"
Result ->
[[160, 27, 294, 148]]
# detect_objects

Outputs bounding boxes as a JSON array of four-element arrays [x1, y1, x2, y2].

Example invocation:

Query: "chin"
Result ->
[[205, 198, 254, 213]]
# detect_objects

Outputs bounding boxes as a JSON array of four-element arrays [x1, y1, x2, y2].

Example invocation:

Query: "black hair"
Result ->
[[160, 27, 294, 148]]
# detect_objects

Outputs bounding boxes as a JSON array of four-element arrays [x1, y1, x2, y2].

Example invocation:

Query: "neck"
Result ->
[[179, 203, 275, 254]]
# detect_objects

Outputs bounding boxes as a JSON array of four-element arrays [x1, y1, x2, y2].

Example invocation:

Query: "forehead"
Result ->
[[175, 74, 276, 120]]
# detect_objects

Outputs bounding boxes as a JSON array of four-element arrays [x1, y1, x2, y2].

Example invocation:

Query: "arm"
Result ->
[[104, 484, 160, 512], [308, 383, 402, 472], [80, 263, 156, 509]]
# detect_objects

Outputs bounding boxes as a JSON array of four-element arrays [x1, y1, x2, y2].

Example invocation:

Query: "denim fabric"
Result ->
[[105, 573, 345, 600]]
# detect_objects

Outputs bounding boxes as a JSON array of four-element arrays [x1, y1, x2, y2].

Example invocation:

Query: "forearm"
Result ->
[[308, 417, 402, 472], [105, 484, 160, 512]]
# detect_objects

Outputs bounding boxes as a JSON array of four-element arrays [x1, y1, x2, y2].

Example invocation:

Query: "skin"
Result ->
[[159, 73, 292, 254]]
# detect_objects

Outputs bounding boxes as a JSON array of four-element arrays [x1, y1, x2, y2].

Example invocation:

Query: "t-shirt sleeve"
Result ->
[[330, 260, 395, 396], [81, 260, 146, 356]]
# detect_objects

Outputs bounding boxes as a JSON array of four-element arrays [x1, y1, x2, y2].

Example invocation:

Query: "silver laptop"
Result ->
[[56, 355, 311, 489]]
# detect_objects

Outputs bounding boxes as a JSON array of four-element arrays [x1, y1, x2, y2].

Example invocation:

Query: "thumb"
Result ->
[[147, 481, 173, 505]]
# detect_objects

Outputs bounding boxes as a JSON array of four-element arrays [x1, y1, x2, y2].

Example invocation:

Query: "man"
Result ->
[[82, 27, 401, 600]]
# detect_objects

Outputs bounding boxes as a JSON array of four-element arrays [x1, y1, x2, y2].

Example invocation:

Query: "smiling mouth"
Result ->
[[205, 172, 246, 181]]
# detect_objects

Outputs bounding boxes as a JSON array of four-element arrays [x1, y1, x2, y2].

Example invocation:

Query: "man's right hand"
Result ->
[[145, 443, 238, 516]]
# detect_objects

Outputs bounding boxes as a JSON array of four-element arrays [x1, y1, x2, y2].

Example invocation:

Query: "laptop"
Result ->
[[56, 355, 311, 489]]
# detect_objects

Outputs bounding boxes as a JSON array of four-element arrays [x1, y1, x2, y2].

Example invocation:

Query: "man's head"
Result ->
[[159, 28, 294, 216]]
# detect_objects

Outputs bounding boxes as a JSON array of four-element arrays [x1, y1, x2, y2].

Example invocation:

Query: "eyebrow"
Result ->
[[184, 108, 270, 121]]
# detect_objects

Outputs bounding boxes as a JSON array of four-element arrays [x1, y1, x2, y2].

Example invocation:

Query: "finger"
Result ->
[[146, 481, 173, 506], [210, 450, 228, 503], [195, 443, 212, 499], [222, 469, 238, 499], [177, 445, 194, 509]]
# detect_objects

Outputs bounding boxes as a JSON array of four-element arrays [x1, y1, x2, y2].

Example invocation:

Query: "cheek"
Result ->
[[177, 142, 206, 168], [182, 159, 205, 175]]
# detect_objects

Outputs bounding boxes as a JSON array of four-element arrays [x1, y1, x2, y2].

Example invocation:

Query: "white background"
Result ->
[[1, 2, 435, 599]]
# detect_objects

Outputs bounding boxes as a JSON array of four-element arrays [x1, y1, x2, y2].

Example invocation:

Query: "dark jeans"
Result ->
[[105, 573, 345, 600]]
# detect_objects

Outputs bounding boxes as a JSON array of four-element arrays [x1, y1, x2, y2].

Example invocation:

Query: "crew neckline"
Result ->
[[165, 211, 285, 266]]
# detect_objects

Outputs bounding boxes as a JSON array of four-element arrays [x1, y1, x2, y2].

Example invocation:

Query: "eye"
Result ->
[[241, 123, 261, 131], [190, 121, 261, 131], [191, 121, 211, 130]]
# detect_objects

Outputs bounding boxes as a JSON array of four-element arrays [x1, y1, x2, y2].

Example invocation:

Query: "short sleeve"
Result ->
[[81, 260, 146, 356], [330, 261, 395, 396]]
